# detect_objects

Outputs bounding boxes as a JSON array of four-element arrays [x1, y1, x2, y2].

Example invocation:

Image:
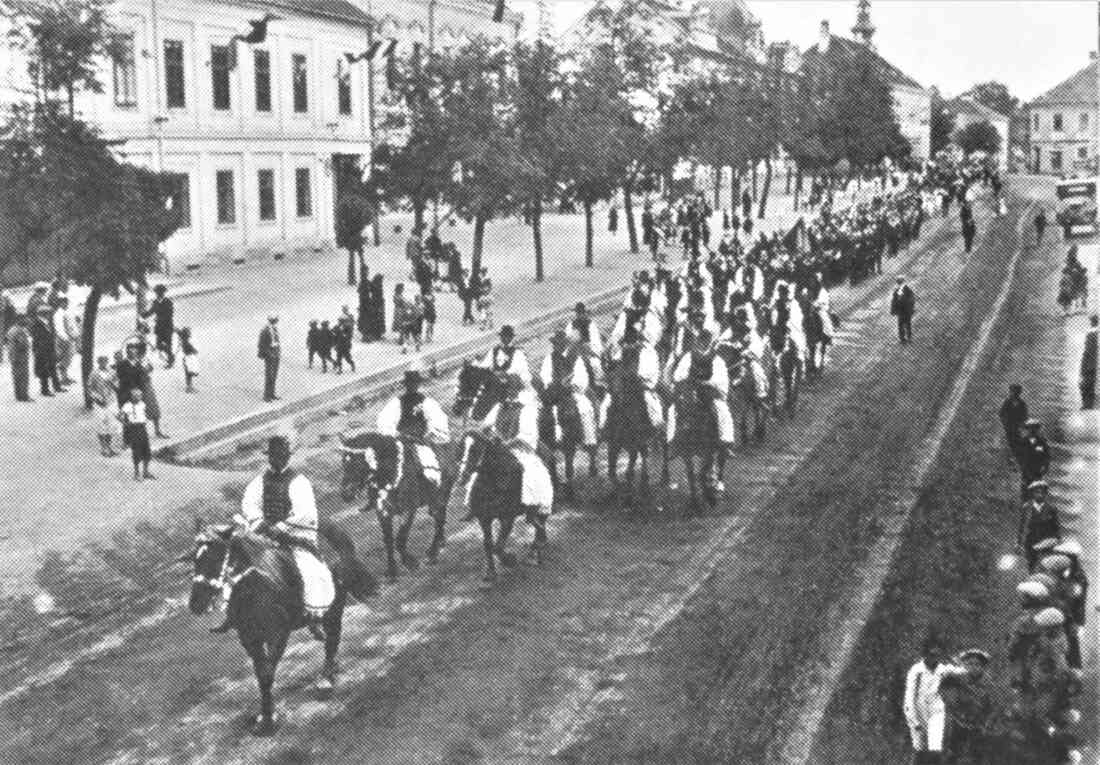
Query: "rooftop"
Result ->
[[803, 33, 924, 91], [1030, 60, 1099, 107], [949, 96, 1009, 122]]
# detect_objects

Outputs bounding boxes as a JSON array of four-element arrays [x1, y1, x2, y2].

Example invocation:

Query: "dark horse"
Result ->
[[670, 379, 722, 512], [185, 522, 376, 735], [453, 430, 548, 581], [538, 373, 599, 501], [338, 431, 449, 583], [453, 361, 504, 424], [603, 349, 668, 509]]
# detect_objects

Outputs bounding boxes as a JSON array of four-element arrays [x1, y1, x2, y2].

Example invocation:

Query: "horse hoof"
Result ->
[[249, 715, 279, 737], [401, 555, 420, 572], [483, 570, 497, 583], [316, 675, 336, 695], [498, 551, 518, 568]]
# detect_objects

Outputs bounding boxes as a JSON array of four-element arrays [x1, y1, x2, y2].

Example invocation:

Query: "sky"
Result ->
[[511, 0, 1100, 102]]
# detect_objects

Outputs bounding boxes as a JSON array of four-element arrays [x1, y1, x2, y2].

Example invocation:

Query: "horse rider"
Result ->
[[376, 359, 451, 490], [480, 325, 532, 388], [235, 423, 334, 639], [536, 330, 599, 451], [609, 285, 663, 349], [669, 328, 736, 453], [565, 302, 605, 390], [483, 373, 554, 518]]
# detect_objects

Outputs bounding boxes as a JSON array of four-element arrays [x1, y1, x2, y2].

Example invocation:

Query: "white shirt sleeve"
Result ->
[[279, 475, 319, 538], [516, 401, 540, 450], [638, 347, 660, 388], [710, 356, 729, 396], [376, 398, 401, 437], [572, 357, 589, 390], [422, 398, 451, 444], [538, 355, 553, 388], [589, 325, 604, 356], [512, 349, 533, 385], [671, 353, 690, 384], [240, 475, 264, 529]]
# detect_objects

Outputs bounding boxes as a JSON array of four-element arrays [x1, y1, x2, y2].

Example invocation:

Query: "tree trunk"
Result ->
[[583, 200, 594, 268], [80, 287, 101, 410], [752, 161, 758, 200], [413, 199, 426, 234], [347, 249, 357, 286], [623, 181, 639, 254], [730, 169, 741, 218], [372, 217, 381, 247], [471, 212, 487, 278], [794, 167, 804, 211], [757, 156, 773, 219], [532, 198, 545, 282], [713, 166, 721, 209]]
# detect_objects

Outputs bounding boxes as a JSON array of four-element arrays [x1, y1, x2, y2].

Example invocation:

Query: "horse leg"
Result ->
[[495, 514, 518, 567], [379, 514, 398, 583], [530, 513, 548, 565], [425, 478, 447, 564], [684, 456, 698, 512], [319, 589, 346, 691], [396, 510, 419, 572], [606, 443, 620, 504], [249, 632, 288, 736], [480, 517, 496, 582], [587, 445, 599, 478], [561, 448, 576, 502], [716, 449, 727, 492]]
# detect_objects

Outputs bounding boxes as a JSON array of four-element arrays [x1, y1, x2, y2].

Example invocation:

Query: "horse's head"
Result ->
[[337, 431, 382, 503], [454, 363, 501, 421], [184, 524, 235, 615], [454, 430, 490, 488]]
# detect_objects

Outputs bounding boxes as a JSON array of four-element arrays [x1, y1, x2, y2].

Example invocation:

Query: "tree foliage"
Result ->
[[929, 87, 956, 156], [954, 120, 1002, 157], [816, 54, 910, 167], [961, 81, 1018, 117]]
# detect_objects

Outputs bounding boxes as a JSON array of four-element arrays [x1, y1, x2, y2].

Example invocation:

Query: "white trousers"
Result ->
[[512, 447, 554, 515], [908, 711, 946, 752], [413, 444, 442, 485], [292, 549, 335, 615]]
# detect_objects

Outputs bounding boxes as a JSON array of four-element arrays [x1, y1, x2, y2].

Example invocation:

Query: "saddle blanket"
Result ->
[[514, 448, 554, 515], [666, 401, 735, 445], [293, 549, 335, 615], [550, 394, 598, 446]]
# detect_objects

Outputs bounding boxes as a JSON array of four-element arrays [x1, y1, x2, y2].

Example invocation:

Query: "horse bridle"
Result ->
[[192, 537, 256, 594], [336, 440, 404, 513]]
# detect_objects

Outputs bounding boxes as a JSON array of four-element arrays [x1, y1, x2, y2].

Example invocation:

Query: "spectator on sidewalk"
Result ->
[[119, 388, 154, 481], [608, 204, 618, 234], [333, 317, 356, 374], [6, 314, 31, 402], [1052, 538, 1088, 669], [1079, 315, 1098, 410], [904, 635, 966, 763], [141, 284, 176, 368], [459, 267, 477, 326], [1018, 480, 1061, 570], [136, 344, 167, 438], [962, 217, 977, 255], [940, 649, 995, 765], [24, 282, 48, 321], [316, 320, 334, 372], [87, 355, 119, 456], [0, 286, 15, 364], [476, 268, 494, 330], [258, 315, 281, 402], [178, 327, 199, 393], [306, 320, 321, 369], [998, 384, 1029, 459], [115, 346, 141, 408], [357, 267, 372, 342], [890, 276, 916, 344], [1016, 420, 1051, 500], [367, 272, 386, 342], [421, 289, 437, 345], [53, 296, 78, 386], [31, 305, 59, 396]]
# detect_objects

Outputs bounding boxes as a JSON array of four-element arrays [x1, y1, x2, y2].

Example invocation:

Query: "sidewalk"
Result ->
[[0, 191, 809, 597]]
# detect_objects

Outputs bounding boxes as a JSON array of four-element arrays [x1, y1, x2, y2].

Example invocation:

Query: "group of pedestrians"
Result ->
[[306, 309, 357, 374], [2, 280, 81, 401]]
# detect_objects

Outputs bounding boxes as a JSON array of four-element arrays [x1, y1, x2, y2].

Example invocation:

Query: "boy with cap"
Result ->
[[1018, 481, 1061, 570], [941, 649, 994, 764], [1016, 420, 1050, 499], [997, 384, 1028, 460], [86, 355, 118, 456]]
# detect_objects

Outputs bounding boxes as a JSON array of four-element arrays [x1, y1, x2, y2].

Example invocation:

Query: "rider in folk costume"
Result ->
[[612, 323, 664, 429], [536, 331, 599, 449], [669, 328, 736, 448], [484, 374, 554, 517], [609, 284, 663, 349], [375, 359, 451, 490], [480, 325, 532, 388], [770, 281, 806, 354], [237, 424, 334, 639], [565, 302, 605, 390]]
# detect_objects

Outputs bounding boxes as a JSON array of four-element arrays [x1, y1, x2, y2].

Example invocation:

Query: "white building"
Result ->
[[2, 0, 518, 272]]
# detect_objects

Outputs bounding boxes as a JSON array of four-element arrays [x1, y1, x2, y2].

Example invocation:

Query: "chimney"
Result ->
[[819, 20, 830, 52], [1091, 51, 1098, 61]]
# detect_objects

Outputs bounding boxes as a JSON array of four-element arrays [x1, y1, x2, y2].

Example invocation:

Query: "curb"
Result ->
[[156, 283, 629, 464]]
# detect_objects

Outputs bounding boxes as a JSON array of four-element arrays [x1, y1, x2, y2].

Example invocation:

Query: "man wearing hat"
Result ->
[[141, 284, 175, 368], [6, 314, 31, 402], [483, 373, 554, 517], [376, 360, 450, 490], [890, 275, 916, 344], [24, 282, 48, 318], [480, 325, 531, 388], [903, 635, 967, 763], [1018, 481, 1061, 570], [31, 304, 60, 396], [536, 331, 599, 466], [997, 384, 1029, 460], [1016, 420, 1050, 499], [238, 424, 333, 639], [941, 649, 994, 764], [670, 328, 736, 452], [1080, 314, 1098, 410], [257, 315, 281, 402]]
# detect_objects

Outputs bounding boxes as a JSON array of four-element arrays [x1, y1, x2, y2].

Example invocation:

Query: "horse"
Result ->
[[537, 377, 599, 501], [452, 430, 549, 581], [184, 521, 376, 735], [804, 302, 835, 377], [669, 379, 722, 512], [602, 351, 668, 509], [453, 361, 505, 425], [730, 352, 771, 445], [337, 431, 449, 583]]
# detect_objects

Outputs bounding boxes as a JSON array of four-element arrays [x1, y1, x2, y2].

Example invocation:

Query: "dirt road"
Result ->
[[0, 182, 1066, 765]]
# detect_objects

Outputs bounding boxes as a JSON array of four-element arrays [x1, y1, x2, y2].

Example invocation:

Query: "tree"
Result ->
[[929, 87, 956, 156], [817, 54, 910, 168], [961, 81, 1018, 117], [954, 120, 1002, 157]]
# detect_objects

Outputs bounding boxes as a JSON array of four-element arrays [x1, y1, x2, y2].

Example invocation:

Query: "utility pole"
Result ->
[[537, 0, 550, 44], [1096, 1, 1100, 178], [368, 0, 380, 246]]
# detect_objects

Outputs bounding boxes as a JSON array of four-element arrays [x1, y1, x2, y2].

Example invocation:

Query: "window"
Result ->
[[295, 167, 312, 217], [337, 57, 352, 116], [1053, 113, 1064, 131], [1051, 150, 1063, 171], [1033, 147, 1041, 172], [257, 169, 276, 221], [211, 44, 232, 111], [1082, 113, 1091, 131], [216, 170, 236, 224], [164, 39, 186, 108], [1079, 146, 1089, 160], [167, 173, 191, 229], [112, 32, 138, 107], [254, 49, 271, 112], [292, 53, 308, 113], [1032, 113, 1039, 131]]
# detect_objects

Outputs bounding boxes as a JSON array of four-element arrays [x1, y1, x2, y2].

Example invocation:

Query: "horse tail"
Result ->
[[319, 521, 378, 602]]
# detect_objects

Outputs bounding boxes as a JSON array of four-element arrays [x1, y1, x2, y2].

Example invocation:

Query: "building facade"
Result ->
[[948, 97, 1010, 171], [1028, 58, 1098, 176], [2, 0, 518, 271]]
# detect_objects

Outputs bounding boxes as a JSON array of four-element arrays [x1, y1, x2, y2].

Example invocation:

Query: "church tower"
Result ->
[[851, 0, 875, 49]]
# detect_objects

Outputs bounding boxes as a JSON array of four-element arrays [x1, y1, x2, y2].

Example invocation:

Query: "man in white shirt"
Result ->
[[480, 325, 532, 388], [903, 637, 966, 762], [375, 360, 450, 489], [53, 296, 78, 386], [238, 424, 334, 639], [536, 331, 598, 449]]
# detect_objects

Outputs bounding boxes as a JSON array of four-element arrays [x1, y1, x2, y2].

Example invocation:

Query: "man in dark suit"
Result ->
[[258, 315, 281, 401], [890, 276, 916, 344], [31, 305, 59, 395], [1081, 314, 1098, 409], [142, 284, 175, 367]]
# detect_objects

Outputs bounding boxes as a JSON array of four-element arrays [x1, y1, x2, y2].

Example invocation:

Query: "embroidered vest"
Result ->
[[492, 346, 516, 372], [397, 392, 428, 439], [551, 351, 573, 383], [261, 468, 298, 524], [496, 402, 523, 440], [689, 353, 713, 382], [572, 317, 591, 343]]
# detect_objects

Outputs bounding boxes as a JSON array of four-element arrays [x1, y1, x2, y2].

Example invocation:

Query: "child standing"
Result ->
[[421, 289, 436, 344], [178, 327, 199, 392], [119, 388, 155, 481], [317, 320, 334, 373], [306, 320, 321, 369], [476, 268, 494, 331]]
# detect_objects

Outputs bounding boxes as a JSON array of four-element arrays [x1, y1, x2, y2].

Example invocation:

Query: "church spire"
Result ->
[[852, 0, 875, 48]]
